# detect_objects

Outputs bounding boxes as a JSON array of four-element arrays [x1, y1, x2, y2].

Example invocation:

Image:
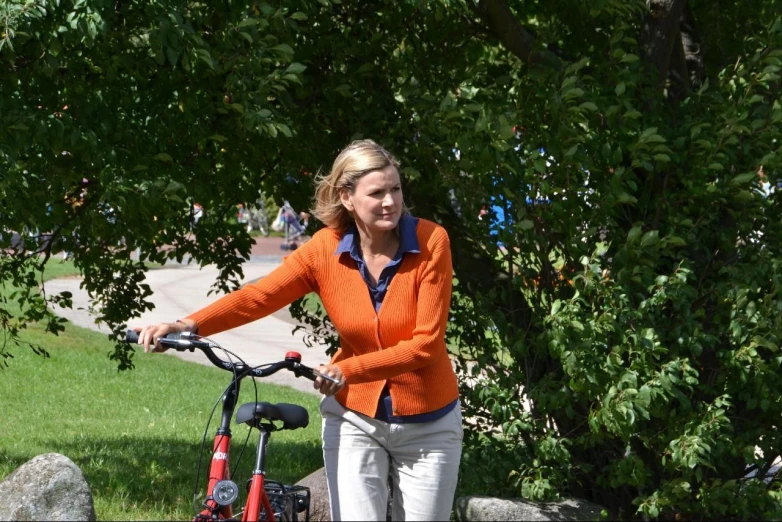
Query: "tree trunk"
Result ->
[[642, 0, 689, 89]]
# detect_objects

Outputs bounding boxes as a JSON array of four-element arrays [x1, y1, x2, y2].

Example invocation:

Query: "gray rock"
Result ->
[[455, 496, 605, 521], [0, 453, 96, 521]]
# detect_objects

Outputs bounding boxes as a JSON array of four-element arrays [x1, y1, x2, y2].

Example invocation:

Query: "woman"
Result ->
[[136, 139, 462, 521]]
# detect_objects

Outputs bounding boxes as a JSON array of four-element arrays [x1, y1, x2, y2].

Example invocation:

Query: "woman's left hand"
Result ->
[[314, 364, 345, 396]]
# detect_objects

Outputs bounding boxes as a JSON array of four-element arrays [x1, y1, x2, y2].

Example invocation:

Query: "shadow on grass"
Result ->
[[1, 434, 323, 515]]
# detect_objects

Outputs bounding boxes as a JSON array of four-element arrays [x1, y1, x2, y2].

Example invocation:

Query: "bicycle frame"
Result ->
[[197, 379, 239, 521], [197, 375, 277, 522]]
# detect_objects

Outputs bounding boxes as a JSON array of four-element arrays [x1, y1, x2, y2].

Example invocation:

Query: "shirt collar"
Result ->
[[335, 214, 420, 256]]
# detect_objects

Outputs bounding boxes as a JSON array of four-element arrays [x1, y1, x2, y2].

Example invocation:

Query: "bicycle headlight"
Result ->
[[212, 479, 239, 506]]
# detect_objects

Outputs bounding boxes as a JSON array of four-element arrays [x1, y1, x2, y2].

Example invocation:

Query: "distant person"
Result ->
[[133, 139, 462, 521], [279, 200, 309, 251]]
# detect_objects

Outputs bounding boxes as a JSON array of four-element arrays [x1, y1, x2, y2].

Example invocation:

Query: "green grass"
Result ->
[[0, 304, 323, 520], [39, 257, 162, 282], [41, 258, 82, 280]]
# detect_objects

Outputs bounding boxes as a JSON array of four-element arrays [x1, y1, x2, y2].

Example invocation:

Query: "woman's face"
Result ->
[[341, 165, 403, 234]]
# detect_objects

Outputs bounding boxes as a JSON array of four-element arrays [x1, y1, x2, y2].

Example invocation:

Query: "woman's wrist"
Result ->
[[175, 319, 198, 333]]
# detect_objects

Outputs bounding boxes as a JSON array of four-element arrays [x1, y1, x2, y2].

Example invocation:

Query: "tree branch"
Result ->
[[478, 0, 563, 69]]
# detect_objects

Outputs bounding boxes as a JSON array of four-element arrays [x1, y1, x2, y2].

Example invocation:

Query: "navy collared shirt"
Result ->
[[335, 214, 421, 312], [335, 214, 458, 423]]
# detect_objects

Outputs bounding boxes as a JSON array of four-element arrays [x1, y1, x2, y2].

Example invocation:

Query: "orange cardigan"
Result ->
[[187, 218, 459, 418]]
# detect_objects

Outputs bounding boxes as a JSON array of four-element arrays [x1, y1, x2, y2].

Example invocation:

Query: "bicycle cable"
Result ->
[[213, 340, 261, 493]]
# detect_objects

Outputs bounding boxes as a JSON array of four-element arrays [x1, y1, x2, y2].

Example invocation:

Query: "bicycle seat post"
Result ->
[[245, 426, 273, 520], [254, 427, 271, 476]]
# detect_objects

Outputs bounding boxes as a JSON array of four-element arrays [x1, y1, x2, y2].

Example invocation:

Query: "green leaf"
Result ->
[[271, 43, 294, 56], [402, 167, 421, 180], [729, 172, 757, 185], [285, 62, 307, 75], [195, 49, 216, 71], [238, 18, 261, 27], [627, 225, 642, 242], [152, 153, 172, 162], [275, 123, 292, 137], [565, 56, 589, 74], [665, 236, 686, 247], [498, 115, 515, 139], [562, 88, 584, 100]]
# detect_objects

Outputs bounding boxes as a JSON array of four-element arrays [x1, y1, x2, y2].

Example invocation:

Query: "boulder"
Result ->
[[455, 496, 605, 521], [0, 453, 96, 521]]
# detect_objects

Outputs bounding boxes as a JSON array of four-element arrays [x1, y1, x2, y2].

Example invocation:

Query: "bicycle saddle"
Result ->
[[235, 402, 309, 430]]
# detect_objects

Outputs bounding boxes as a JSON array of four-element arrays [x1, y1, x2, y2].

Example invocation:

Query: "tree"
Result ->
[[3, 0, 782, 518], [1, 0, 311, 366]]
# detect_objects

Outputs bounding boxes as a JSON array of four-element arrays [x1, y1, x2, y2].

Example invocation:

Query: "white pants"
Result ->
[[320, 396, 463, 521]]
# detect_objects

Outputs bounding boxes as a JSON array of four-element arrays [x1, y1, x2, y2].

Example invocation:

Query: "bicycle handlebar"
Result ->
[[124, 330, 338, 383]]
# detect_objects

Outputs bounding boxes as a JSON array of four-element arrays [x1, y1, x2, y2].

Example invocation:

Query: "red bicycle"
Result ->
[[125, 330, 335, 521]]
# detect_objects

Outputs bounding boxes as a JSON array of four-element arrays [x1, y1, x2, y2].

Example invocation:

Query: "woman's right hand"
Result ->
[[132, 319, 195, 353]]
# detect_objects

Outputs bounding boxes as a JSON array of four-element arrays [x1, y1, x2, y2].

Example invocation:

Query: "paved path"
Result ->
[[44, 246, 330, 395]]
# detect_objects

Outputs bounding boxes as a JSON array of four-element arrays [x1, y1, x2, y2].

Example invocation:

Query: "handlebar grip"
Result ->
[[124, 330, 184, 344]]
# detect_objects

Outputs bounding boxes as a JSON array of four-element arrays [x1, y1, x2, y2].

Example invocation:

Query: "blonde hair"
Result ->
[[312, 139, 407, 231]]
